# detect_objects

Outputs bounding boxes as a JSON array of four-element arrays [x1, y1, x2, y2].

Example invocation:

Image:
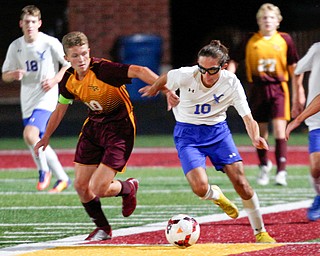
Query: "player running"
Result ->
[[139, 40, 276, 243], [34, 31, 178, 241], [2, 5, 71, 192]]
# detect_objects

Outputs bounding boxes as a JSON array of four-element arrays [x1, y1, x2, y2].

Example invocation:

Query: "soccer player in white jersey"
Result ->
[[287, 42, 320, 221], [139, 40, 276, 243], [1, 5, 71, 192]]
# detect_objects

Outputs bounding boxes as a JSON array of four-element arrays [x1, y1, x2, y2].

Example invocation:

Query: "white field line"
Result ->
[[0, 199, 313, 256]]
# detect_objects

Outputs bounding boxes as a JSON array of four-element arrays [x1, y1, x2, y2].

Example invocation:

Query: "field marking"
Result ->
[[0, 199, 313, 256]]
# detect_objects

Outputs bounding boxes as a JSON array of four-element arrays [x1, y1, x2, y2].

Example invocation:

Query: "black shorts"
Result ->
[[249, 82, 290, 122], [74, 117, 135, 172]]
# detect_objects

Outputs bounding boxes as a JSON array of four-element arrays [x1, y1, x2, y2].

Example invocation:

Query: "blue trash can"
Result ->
[[118, 34, 162, 101]]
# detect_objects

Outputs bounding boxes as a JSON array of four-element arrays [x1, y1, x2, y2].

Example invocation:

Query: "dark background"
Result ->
[[1, 0, 319, 137]]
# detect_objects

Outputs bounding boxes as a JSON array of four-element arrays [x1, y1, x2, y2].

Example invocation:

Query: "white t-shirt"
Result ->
[[167, 66, 251, 125], [294, 42, 320, 131], [2, 32, 69, 118]]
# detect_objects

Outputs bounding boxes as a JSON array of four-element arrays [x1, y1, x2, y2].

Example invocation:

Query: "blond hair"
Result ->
[[256, 3, 283, 22]]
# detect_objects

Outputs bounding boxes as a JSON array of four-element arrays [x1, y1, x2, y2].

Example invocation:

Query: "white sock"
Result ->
[[45, 145, 69, 181], [309, 175, 320, 195], [242, 192, 266, 235], [28, 143, 49, 172], [201, 184, 220, 200]]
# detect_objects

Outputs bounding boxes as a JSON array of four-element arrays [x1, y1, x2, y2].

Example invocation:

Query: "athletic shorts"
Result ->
[[249, 82, 290, 122], [74, 117, 135, 172], [309, 128, 320, 153], [23, 109, 52, 138], [174, 121, 242, 175]]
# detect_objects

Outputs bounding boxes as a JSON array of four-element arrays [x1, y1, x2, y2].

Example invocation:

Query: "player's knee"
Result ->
[[74, 179, 88, 195], [23, 129, 41, 146], [191, 182, 207, 197]]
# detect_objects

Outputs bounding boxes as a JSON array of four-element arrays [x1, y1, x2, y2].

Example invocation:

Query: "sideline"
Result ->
[[0, 200, 312, 256]]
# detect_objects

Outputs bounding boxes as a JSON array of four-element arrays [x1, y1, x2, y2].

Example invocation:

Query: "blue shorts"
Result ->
[[309, 129, 320, 153], [23, 109, 52, 138], [174, 121, 242, 174]]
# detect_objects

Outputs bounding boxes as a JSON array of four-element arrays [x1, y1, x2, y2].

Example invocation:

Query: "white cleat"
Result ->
[[257, 160, 272, 186], [275, 170, 287, 186]]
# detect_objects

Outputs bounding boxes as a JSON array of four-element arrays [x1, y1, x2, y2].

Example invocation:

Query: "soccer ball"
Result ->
[[165, 214, 200, 249]]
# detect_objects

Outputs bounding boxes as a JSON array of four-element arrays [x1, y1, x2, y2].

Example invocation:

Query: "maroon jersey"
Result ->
[[59, 57, 133, 123]]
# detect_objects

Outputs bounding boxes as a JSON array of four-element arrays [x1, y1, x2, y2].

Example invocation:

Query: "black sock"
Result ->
[[82, 197, 110, 228], [117, 180, 131, 196]]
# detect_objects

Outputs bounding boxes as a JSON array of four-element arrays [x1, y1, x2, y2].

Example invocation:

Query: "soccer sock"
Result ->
[[310, 175, 320, 195], [201, 184, 220, 201], [82, 197, 110, 228], [275, 139, 287, 173], [117, 180, 132, 196], [45, 145, 69, 181], [257, 148, 269, 166], [242, 192, 266, 235], [28, 144, 49, 172]]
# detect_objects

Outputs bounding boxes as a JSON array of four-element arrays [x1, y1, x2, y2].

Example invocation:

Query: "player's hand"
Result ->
[[253, 137, 269, 150], [41, 78, 55, 92], [285, 120, 301, 141], [34, 137, 50, 157], [12, 69, 26, 81], [166, 91, 180, 111], [139, 85, 159, 97]]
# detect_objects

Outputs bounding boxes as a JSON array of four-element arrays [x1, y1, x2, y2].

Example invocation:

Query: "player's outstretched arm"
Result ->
[[34, 103, 69, 155], [286, 93, 320, 140], [139, 73, 168, 97]]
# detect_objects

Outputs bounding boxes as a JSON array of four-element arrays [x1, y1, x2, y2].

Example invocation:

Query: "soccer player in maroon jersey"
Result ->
[[34, 31, 178, 241], [228, 3, 299, 186]]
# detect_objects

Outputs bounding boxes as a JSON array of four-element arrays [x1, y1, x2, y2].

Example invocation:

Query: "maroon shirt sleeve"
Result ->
[[279, 32, 299, 65], [91, 57, 132, 87]]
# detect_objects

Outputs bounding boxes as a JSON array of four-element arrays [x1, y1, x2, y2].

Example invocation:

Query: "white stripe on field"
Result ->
[[0, 199, 313, 256]]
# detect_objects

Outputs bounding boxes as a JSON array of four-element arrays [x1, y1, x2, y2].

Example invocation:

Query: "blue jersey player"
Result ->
[[139, 40, 276, 243]]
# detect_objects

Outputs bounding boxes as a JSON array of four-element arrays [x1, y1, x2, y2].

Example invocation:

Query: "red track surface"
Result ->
[[0, 146, 310, 168]]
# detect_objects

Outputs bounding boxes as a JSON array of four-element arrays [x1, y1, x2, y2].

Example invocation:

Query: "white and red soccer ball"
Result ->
[[165, 214, 200, 249]]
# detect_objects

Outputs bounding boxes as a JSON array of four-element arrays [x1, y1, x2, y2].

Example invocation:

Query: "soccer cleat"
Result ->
[[255, 232, 276, 243], [49, 179, 71, 193], [211, 185, 239, 219], [307, 195, 320, 221], [257, 160, 272, 186], [37, 170, 52, 191], [275, 170, 287, 186], [85, 226, 112, 241], [122, 178, 139, 217]]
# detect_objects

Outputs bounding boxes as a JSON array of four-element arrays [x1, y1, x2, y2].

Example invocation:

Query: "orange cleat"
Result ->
[[37, 170, 51, 191]]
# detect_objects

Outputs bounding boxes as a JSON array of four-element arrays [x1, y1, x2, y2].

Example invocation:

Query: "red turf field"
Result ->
[[0, 146, 310, 169]]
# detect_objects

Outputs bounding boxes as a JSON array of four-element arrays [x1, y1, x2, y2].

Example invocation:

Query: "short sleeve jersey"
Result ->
[[244, 31, 298, 84], [166, 66, 251, 125], [59, 58, 132, 123], [294, 42, 320, 131], [2, 32, 69, 118]]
